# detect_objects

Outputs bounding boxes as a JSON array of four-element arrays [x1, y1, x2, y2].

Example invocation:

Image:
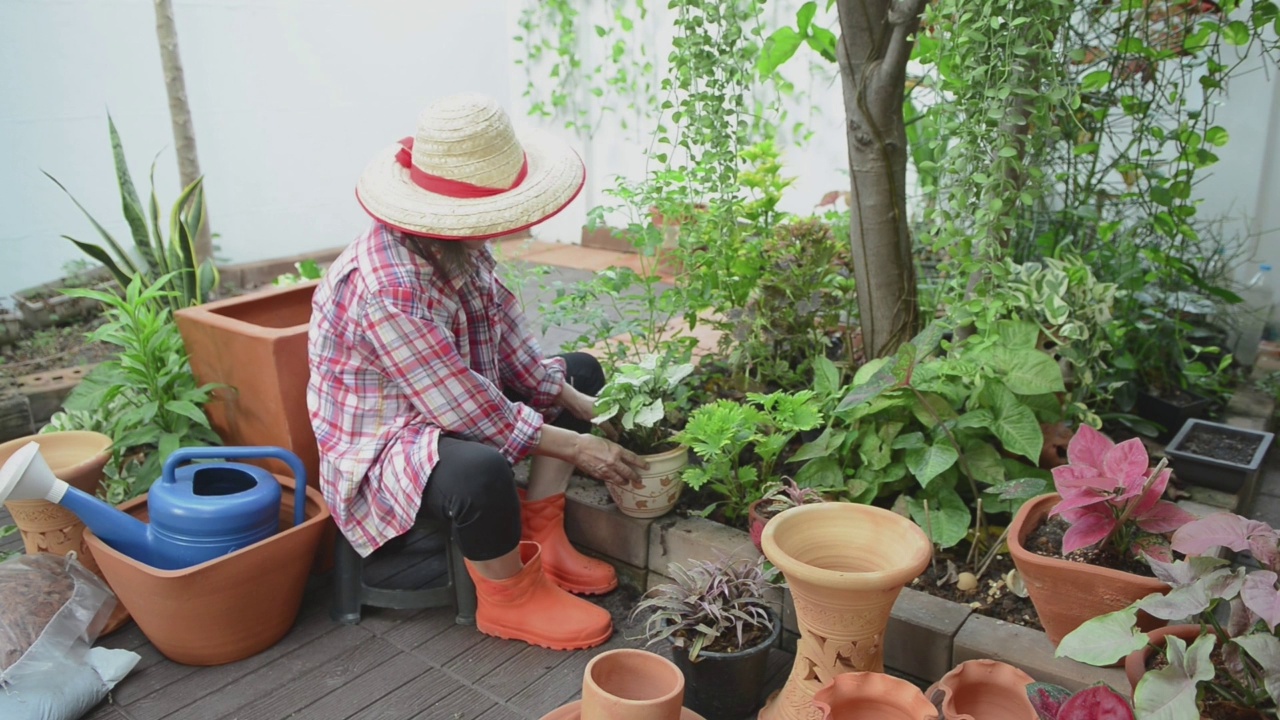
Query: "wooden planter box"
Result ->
[[13, 279, 114, 329], [0, 311, 21, 346]]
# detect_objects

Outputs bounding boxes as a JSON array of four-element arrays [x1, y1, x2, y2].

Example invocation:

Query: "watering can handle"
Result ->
[[162, 447, 308, 527]]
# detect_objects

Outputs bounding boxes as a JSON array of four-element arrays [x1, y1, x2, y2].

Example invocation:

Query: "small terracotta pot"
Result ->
[[583, 649, 685, 720], [1008, 493, 1169, 646], [925, 659, 1037, 720], [811, 672, 938, 719], [608, 445, 688, 519], [1124, 624, 1202, 692], [759, 503, 932, 720], [539, 648, 708, 720], [83, 473, 330, 665], [0, 431, 130, 633]]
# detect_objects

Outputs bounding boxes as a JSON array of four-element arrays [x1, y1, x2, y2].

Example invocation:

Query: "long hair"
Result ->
[[399, 234, 479, 280]]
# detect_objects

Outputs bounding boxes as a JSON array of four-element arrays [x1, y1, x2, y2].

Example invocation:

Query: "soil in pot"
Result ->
[[1025, 514, 1155, 577], [911, 544, 1043, 631], [1177, 424, 1264, 464]]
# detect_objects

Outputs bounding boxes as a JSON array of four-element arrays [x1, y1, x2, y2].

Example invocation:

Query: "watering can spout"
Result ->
[[0, 442, 153, 561]]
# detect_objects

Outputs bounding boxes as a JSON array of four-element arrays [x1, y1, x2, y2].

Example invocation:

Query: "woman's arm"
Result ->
[[494, 278, 565, 409], [535, 425, 647, 486]]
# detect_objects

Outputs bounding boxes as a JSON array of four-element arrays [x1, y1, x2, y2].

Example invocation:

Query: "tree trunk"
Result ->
[[154, 0, 212, 262], [834, 0, 929, 358]]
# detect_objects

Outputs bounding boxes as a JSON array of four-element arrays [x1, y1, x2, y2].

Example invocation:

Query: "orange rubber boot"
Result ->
[[520, 492, 618, 595], [465, 541, 613, 651]]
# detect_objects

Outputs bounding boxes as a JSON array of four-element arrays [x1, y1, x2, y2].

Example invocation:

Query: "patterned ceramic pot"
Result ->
[[607, 445, 688, 519]]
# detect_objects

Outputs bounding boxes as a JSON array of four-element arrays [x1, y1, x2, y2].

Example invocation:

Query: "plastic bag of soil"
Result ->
[[0, 553, 140, 720]]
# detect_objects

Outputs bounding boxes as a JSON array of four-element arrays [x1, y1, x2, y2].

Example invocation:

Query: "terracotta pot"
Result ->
[[539, 648, 707, 720], [925, 659, 1036, 720], [811, 672, 938, 719], [1008, 493, 1169, 646], [0, 431, 130, 633], [82, 473, 330, 666], [174, 283, 318, 486], [608, 445, 688, 519], [758, 503, 932, 720], [1124, 624, 1201, 692], [174, 282, 336, 572]]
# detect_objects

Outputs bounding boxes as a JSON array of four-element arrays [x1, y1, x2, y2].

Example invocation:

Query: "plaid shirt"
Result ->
[[307, 223, 566, 557]]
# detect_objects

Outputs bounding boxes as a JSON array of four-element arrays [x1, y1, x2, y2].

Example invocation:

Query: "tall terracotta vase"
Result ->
[[925, 659, 1037, 720], [0, 431, 130, 633], [540, 648, 708, 720], [811, 672, 938, 719], [1008, 493, 1168, 646], [759, 503, 932, 720]]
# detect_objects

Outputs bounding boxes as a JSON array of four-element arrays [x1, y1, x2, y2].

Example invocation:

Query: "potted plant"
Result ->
[[631, 555, 780, 720], [1025, 682, 1136, 719], [1008, 424, 1196, 645], [676, 390, 823, 526], [592, 352, 695, 518], [1164, 419, 1275, 493], [1057, 512, 1279, 720], [12, 262, 114, 330], [747, 477, 824, 552]]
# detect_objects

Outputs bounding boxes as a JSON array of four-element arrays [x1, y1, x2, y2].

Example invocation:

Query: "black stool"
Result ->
[[330, 517, 477, 626]]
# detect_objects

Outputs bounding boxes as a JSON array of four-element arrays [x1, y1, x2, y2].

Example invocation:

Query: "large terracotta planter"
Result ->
[[82, 473, 330, 666], [540, 648, 707, 720], [175, 283, 335, 572], [811, 672, 938, 719], [174, 282, 318, 486], [925, 659, 1037, 720], [0, 431, 130, 633], [608, 445, 688, 519], [1008, 493, 1169, 646], [758, 502, 932, 720]]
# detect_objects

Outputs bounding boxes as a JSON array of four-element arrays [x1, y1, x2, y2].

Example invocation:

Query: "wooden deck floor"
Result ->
[[1, 516, 791, 720]]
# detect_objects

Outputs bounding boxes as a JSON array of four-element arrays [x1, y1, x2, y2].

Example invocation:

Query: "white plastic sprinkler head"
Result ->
[[0, 442, 69, 504]]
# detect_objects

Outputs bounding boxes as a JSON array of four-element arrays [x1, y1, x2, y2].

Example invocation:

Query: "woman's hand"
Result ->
[[571, 434, 649, 487], [557, 382, 599, 423]]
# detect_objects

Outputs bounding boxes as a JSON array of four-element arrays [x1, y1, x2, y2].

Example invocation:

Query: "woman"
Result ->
[[307, 94, 647, 651]]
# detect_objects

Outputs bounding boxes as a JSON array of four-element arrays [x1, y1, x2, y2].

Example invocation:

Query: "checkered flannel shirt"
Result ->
[[307, 223, 566, 557]]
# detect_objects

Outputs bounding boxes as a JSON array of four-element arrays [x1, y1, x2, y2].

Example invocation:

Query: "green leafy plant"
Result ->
[[593, 353, 695, 455], [45, 115, 218, 312], [676, 390, 823, 523], [630, 555, 776, 660], [42, 274, 221, 503], [272, 259, 324, 287], [725, 216, 857, 392], [1058, 512, 1279, 719], [795, 320, 1063, 550]]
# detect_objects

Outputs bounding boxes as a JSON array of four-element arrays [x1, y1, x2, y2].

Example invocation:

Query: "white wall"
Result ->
[[3, 0, 1277, 300], [0, 0, 512, 299]]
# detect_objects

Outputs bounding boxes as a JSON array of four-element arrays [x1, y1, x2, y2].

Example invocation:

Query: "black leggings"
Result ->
[[420, 352, 604, 561]]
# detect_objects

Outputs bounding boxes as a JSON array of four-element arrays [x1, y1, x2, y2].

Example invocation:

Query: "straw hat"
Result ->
[[356, 94, 585, 240]]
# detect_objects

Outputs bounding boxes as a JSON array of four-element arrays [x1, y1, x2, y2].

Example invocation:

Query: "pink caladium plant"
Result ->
[[1049, 424, 1195, 560], [1027, 682, 1135, 720], [1059, 516, 1280, 718]]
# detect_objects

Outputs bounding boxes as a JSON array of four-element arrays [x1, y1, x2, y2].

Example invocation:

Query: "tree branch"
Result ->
[[881, 0, 929, 80]]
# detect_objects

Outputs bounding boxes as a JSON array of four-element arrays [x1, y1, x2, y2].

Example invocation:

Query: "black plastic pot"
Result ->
[[1135, 390, 1211, 442], [1164, 419, 1275, 493], [667, 611, 782, 720]]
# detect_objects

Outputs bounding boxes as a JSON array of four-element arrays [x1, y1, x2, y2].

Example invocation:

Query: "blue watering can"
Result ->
[[0, 444, 306, 571]]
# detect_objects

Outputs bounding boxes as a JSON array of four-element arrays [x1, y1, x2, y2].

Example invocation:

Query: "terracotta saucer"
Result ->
[[538, 701, 707, 720]]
